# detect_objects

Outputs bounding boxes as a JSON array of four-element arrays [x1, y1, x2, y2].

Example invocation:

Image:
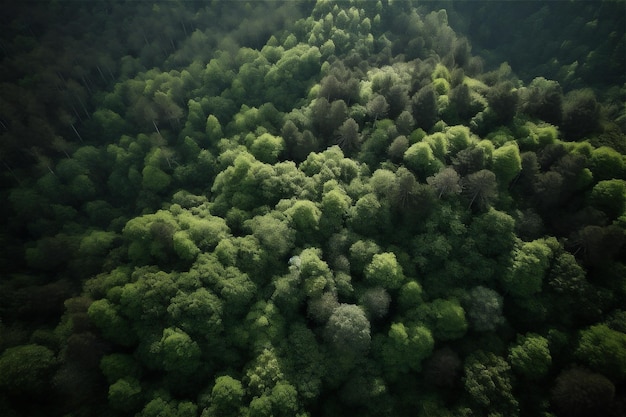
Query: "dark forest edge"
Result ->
[[0, 1, 625, 417]]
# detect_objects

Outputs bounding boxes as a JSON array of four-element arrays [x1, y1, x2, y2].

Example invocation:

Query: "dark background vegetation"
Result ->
[[0, 1, 625, 417]]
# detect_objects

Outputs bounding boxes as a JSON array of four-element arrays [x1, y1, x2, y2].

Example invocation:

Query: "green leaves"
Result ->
[[157, 327, 202, 374], [208, 375, 245, 417], [508, 334, 551, 379], [382, 322, 434, 377], [575, 324, 626, 380], [364, 252, 405, 290], [492, 142, 522, 186], [503, 239, 553, 298], [0, 344, 57, 395], [325, 304, 371, 356], [463, 351, 519, 415]]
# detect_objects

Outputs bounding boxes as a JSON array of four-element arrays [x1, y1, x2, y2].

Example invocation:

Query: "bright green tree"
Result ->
[[364, 252, 406, 290], [382, 322, 434, 377], [492, 142, 522, 186], [207, 375, 245, 417], [508, 333, 551, 379], [575, 324, 626, 380], [590, 179, 626, 220], [404, 141, 443, 179], [502, 239, 552, 298], [249, 132, 284, 163]]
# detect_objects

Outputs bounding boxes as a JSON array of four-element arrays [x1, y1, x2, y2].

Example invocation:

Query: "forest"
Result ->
[[0, 1, 625, 416]]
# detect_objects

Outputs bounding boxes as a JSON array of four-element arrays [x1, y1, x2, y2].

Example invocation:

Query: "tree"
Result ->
[[492, 142, 522, 186], [245, 212, 295, 257], [167, 288, 223, 339], [88, 298, 136, 347], [486, 81, 518, 126], [207, 375, 245, 417], [396, 110, 415, 135], [427, 167, 461, 199], [590, 146, 625, 181], [325, 304, 371, 357], [453, 144, 490, 176], [508, 333, 551, 379], [245, 347, 285, 397], [412, 85, 438, 131], [469, 208, 516, 258], [446, 125, 472, 155], [137, 396, 197, 417], [348, 193, 390, 237], [155, 327, 202, 375], [364, 252, 406, 290], [590, 179, 626, 220], [249, 132, 284, 163], [297, 247, 334, 299], [320, 186, 351, 236], [360, 287, 391, 320], [367, 94, 389, 122], [520, 77, 563, 125], [270, 381, 299, 417], [575, 324, 626, 380], [248, 395, 272, 417], [561, 89, 600, 140], [100, 353, 142, 384], [308, 291, 339, 323], [551, 367, 615, 417], [285, 200, 321, 245], [386, 84, 409, 119], [382, 322, 434, 377], [172, 230, 200, 261], [336, 118, 361, 156], [284, 323, 324, 402], [388, 135, 409, 162], [462, 169, 498, 210], [0, 344, 56, 395], [463, 351, 519, 416], [404, 141, 443, 180], [546, 251, 587, 297], [349, 239, 381, 275], [398, 281, 424, 312], [108, 377, 142, 413], [142, 165, 171, 193], [502, 239, 552, 299], [464, 286, 505, 332], [423, 298, 468, 341]]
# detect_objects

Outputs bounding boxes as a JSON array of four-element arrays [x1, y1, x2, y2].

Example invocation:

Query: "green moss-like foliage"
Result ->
[[1, 2, 624, 417]]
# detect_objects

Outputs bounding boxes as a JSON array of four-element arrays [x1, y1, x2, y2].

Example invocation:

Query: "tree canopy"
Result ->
[[0, 1, 624, 417]]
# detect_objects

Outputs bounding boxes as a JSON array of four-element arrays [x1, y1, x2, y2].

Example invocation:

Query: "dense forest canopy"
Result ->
[[1, 1, 625, 417]]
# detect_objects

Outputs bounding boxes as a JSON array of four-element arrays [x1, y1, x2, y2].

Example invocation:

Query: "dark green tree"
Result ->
[[551, 367, 615, 417], [463, 351, 519, 416], [0, 344, 57, 396]]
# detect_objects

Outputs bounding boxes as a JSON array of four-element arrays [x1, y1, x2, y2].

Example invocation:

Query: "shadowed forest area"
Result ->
[[0, 1, 625, 416]]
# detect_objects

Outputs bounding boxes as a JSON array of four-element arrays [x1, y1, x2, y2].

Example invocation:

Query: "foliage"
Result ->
[[0, 1, 624, 417], [508, 333, 551, 379], [551, 367, 616, 417], [463, 351, 519, 416]]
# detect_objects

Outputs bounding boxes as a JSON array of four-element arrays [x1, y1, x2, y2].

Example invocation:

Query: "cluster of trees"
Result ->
[[1, 1, 624, 417]]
